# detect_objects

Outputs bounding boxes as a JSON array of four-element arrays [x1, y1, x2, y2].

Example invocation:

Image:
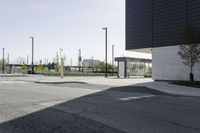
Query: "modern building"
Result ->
[[126, 0, 200, 81], [115, 57, 152, 78], [82, 59, 101, 72], [82, 59, 101, 68]]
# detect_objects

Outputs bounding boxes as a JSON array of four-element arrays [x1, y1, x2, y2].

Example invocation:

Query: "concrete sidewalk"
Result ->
[[28, 76, 200, 97], [1, 75, 200, 97], [30, 76, 200, 97], [136, 81, 200, 97], [0, 75, 153, 86]]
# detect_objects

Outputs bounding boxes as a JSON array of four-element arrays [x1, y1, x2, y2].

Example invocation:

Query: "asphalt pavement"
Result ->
[[0, 77, 200, 133]]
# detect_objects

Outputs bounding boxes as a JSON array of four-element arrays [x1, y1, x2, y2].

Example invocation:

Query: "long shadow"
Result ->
[[0, 85, 172, 133], [108, 86, 168, 95]]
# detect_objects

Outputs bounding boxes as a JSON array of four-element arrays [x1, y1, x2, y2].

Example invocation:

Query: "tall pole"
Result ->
[[56, 52, 59, 64], [56, 52, 59, 72], [60, 57, 64, 79], [78, 49, 82, 72], [2, 48, 5, 74], [60, 48, 63, 60], [91, 56, 94, 72], [112, 45, 115, 75], [7, 53, 9, 64], [27, 55, 29, 65], [27, 55, 29, 73], [30, 37, 34, 74], [102, 27, 108, 77], [112, 45, 115, 66], [91, 56, 94, 68]]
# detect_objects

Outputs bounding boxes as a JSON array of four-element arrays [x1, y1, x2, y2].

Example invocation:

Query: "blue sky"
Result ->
[[0, 0, 151, 65]]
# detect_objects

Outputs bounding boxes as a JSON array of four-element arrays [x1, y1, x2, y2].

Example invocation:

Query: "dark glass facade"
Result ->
[[126, 0, 200, 50]]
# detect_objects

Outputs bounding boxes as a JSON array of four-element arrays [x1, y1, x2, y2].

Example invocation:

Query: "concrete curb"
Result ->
[[35, 81, 87, 84], [0, 74, 28, 77], [135, 82, 200, 98]]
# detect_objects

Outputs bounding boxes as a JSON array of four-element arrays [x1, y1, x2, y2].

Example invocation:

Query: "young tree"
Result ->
[[178, 26, 200, 82]]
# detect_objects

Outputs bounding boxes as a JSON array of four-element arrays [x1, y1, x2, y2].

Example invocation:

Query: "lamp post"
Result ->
[[27, 55, 29, 73], [102, 27, 108, 78], [29, 37, 34, 74], [7, 53, 9, 64], [91, 56, 94, 72], [27, 55, 29, 65], [112, 45, 115, 75], [91, 56, 94, 67], [78, 49, 82, 72], [112, 45, 115, 66], [2, 48, 5, 74]]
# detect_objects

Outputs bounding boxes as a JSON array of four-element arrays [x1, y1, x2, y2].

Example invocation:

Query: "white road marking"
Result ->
[[118, 95, 154, 101]]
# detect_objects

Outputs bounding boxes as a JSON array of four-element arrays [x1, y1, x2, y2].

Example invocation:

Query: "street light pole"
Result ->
[[78, 49, 82, 72], [102, 27, 108, 78], [2, 48, 5, 74], [112, 45, 115, 66], [29, 37, 34, 74], [27, 55, 29, 73], [27, 55, 29, 65], [112, 45, 115, 75], [91, 56, 94, 68], [91, 56, 94, 72]]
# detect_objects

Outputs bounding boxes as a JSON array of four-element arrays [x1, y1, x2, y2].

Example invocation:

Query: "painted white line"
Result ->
[[118, 95, 154, 101]]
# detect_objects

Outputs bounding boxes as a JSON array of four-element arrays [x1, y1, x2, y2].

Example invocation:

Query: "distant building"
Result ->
[[5, 64, 27, 74], [82, 59, 101, 68], [115, 57, 152, 78]]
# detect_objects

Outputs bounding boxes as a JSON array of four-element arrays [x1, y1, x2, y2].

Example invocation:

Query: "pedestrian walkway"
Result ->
[[0, 75, 153, 86], [136, 81, 200, 97], [1, 75, 200, 97]]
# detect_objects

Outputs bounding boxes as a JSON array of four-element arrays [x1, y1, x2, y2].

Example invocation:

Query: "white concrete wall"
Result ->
[[119, 61, 125, 78], [152, 45, 200, 81]]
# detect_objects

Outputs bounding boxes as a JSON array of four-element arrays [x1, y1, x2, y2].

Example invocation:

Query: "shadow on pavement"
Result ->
[[0, 85, 199, 133], [108, 86, 169, 95]]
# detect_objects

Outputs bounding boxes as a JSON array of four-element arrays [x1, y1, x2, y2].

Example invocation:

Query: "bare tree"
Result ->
[[178, 26, 200, 82]]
